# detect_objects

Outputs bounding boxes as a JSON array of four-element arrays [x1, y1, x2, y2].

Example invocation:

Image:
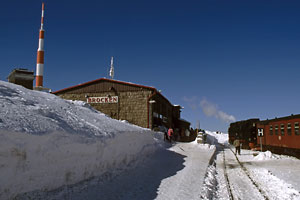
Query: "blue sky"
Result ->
[[1, 0, 300, 132]]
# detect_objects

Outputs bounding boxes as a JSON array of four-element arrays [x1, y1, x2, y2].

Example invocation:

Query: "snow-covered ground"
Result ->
[[0, 81, 216, 200], [1, 81, 300, 200], [27, 142, 215, 200], [203, 132, 300, 200], [0, 81, 162, 199], [205, 130, 229, 146]]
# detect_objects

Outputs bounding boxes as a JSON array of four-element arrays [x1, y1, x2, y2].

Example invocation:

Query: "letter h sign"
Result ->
[[258, 128, 264, 137]]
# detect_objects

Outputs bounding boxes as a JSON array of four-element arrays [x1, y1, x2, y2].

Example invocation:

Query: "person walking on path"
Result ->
[[168, 127, 174, 143], [233, 138, 241, 155]]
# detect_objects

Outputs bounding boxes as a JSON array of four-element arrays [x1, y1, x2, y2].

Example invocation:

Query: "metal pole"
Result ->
[[260, 136, 262, 152]]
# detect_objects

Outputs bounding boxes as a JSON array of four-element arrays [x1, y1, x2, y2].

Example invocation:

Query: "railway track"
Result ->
[[221, 145, 270, 200], [222, 148, 234, 200]]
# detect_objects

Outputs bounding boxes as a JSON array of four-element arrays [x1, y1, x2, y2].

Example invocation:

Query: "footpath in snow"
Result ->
[[204, 139, 300, 200], [28, 142, 216, 200]]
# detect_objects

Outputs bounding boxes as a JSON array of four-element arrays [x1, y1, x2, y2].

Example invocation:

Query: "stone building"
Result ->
[[53, 78, 190, 131], [7, 68, 34, 90]]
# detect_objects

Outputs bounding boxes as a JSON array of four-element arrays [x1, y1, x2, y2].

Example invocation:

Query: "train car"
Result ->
[[228, 118, 260, 149], [257, 114, 300, 158]]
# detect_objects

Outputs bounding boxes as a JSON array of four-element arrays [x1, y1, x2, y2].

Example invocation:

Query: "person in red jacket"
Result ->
[[168, 127, 174, 143]]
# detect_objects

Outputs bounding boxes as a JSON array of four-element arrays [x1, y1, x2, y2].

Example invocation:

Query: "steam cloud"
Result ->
[[182, 96, 198, 110], [200, 99, 236, 123], [183, 96, 236, 123]]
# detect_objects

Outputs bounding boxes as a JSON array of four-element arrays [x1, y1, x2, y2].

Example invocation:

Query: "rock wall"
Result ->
[[57, 90, 152, 128]]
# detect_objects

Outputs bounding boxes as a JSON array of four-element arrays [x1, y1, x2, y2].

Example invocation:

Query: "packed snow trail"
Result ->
[[211, 145, 300, 200], [221, 148, 266, 200], [17, 142, 215, 200], [156, 143, 215, 200]]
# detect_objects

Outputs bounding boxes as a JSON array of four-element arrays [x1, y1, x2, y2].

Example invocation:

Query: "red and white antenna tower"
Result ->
[[35, 2, 45, 87]]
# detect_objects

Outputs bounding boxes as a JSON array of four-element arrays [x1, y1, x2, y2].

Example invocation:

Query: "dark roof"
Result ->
[[52, 78, 173, 106], [52, 78, 156, 94], [7, 68, 34, 80], [260, 114, 300, 123], [178, 118, 191, 125], [230, 118, 260, 126]]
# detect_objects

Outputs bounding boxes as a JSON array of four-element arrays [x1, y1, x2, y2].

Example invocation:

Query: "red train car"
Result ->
[[257, 114, 300, 158]]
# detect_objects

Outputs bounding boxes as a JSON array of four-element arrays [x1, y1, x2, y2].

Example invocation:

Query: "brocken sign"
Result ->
[[87, 96, 118, 104]]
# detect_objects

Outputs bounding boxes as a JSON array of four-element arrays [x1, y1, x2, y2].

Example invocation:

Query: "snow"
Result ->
[[228, 149, 300, 199], [199, 131, 300, 200], [253, 150, 281, 161], [0, 81, 161, 199], [1, 81, 300, 199], [205, 130, 228, 145]]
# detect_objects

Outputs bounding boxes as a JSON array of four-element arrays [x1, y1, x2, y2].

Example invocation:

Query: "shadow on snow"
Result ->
[[16, 147, 186, 200]]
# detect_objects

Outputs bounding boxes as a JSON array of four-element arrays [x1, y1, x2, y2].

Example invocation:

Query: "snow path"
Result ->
[[222, 148, 264, 200], [215, 150, 230, 200], [213, 146, 300, 200], [156, 143, 215, 200], [239, 150, 300, 200], [242, 157, 300, 192], [19, 142, 215, 200]]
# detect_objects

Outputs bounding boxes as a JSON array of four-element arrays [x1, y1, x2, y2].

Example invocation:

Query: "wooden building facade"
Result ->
[[53, 78, 190, 131]]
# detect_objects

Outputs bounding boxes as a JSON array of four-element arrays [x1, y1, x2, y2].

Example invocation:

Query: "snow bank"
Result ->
[[0, 81, 162, 199], [201, 143, 216, 151], [0, 81, 149, 136], [253, 151, 280, 161], [191, 140, 216, 150], [205, 130, 228, 145], [191, 130, 228, 151], [249, 168, 300, 199]]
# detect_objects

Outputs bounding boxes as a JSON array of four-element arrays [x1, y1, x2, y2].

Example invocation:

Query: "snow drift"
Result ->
[[0, 81, 162, 199], [191, 130, 228, 151], [253, 150, 281, 161], [205, 130, 228, 145]]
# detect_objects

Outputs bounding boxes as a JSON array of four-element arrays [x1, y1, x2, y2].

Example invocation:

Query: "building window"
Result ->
[[275, 125, 278, 135], [287, 123, 292, 135], [269, 125, 273, 135], [280, 124, 285, 135], [295, 122, 299, 135], [163, 116, 168, 123]]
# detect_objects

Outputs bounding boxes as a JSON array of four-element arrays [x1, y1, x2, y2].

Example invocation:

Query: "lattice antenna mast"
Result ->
[[109, 56, 114, 79]]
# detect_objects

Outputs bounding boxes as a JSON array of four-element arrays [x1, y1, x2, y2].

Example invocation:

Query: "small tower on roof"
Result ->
[[109, 56, 114, 79]]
